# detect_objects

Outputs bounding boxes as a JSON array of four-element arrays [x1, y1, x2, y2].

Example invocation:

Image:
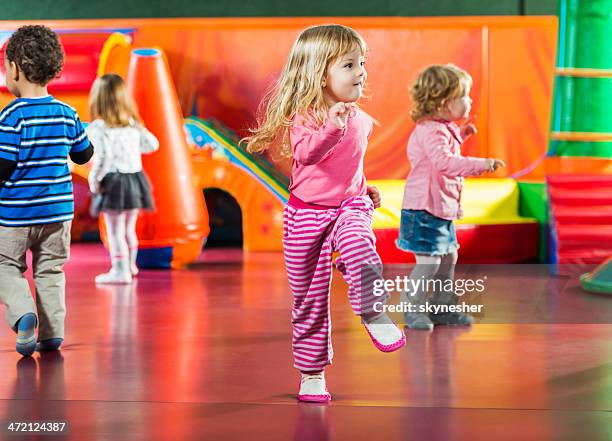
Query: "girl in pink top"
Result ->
[[398, 64, 505, 330], [246, 24, 405, 403]]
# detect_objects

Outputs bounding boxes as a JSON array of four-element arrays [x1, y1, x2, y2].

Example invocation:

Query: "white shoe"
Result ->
[[297, 372, 331, 403], [95, 271, 132, 285], [363, 313, 406, 352]]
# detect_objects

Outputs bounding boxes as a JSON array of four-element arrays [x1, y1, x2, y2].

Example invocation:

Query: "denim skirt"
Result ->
[[396, 209, 459, 256]]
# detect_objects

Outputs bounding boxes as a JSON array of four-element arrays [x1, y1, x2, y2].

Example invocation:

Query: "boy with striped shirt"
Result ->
[[0, 26, 93, 356]]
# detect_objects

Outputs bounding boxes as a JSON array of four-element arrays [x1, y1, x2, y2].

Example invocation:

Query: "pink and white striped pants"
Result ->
[[283, 196, 385, 372]]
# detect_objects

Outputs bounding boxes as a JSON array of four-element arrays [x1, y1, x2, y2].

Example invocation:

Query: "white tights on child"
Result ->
[[409, 250, 473, 326], [95, 209, 140, 284], [402, 251, 458, 328], [412, 251, 458, 281]]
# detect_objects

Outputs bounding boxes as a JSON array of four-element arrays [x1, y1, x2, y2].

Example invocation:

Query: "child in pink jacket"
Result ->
[[398, 64, 505, 330]]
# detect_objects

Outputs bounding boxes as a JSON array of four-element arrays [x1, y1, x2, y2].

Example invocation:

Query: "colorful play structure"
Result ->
[[0, 1, 609, 277], [545, 0, 612, 280]]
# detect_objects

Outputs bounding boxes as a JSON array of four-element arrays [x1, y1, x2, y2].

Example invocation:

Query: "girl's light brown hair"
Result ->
[[243, 24, 367, 158], [409, 64, 472, 122], [89, 73, 141, 127]]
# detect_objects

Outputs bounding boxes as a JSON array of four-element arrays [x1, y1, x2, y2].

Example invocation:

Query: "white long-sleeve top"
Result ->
[[86, 119, 159, 193]]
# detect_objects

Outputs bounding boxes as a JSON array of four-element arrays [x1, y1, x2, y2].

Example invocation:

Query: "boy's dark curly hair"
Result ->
[[5, 25, 64, 86]]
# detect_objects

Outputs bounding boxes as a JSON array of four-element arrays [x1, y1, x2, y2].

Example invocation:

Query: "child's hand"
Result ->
[[460, 116, 477, 141], [367, 185, 382, 208], [328, 102, 350, 129], [487, 158, 506, 172]]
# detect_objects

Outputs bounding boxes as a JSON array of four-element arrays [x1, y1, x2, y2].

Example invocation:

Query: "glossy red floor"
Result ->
[[1, 244, 612, 440]]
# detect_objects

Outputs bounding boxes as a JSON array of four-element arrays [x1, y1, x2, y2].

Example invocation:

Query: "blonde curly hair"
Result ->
[[244, 24, 367, 158], [409, 64, 471, 122]]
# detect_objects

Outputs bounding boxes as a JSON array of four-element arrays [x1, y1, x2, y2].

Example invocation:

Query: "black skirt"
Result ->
[[99, 171, 154, 211]]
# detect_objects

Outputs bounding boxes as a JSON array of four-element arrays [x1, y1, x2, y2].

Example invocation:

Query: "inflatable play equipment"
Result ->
[[0, 29, 133, 116], [371, 179, 539, 264], [0, 13, 607, 268], [580, 257, 612, 294], [74, 47, 212, 268], [1, 29, 210, 268], [123, 49, 209, 268], [186, 117, 287, 252], [184, 120, 540, 262], [1, 16, 560, 178], [547, 175, 612, 272], [184, 119, 538, 262], [544, 0, 612, 274], [182, 115, 545, 263], [549, 0, 612, 159]]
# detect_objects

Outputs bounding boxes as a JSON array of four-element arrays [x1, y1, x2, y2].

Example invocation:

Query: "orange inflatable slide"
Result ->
[[2, 17, 609, 267]]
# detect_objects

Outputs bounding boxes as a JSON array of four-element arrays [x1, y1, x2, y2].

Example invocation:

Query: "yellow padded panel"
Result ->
[[369, 178, 537, 229]]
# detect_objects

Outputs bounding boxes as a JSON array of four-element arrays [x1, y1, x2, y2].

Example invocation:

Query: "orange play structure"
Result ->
[[2, 17, 608, 266], [186, 118, 286, 252], [1, 17, 568, 177], [126, 49, 209, 266]]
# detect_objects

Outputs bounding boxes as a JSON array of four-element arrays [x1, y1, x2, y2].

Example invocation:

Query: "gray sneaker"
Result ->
[[404, 313, 434, 331]]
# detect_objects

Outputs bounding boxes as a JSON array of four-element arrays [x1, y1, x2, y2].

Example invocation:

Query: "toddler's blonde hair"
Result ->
[[244, 24, 367, 157], [410, 64, 471, 122], [89, 73, 141, 127]]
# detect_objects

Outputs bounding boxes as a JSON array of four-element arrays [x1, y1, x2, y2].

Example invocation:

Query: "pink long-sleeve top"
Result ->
[[289, 108, 372, 207], [402, 119, 489, 220]]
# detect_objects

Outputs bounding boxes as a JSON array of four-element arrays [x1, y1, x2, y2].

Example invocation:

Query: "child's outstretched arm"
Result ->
[[487, 159, 506, 171], [290, 112, 345, 166], [424, 128, 490, 177]]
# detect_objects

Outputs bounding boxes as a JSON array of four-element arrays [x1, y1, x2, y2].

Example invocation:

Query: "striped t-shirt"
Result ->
[[0, 96, 90, 226]]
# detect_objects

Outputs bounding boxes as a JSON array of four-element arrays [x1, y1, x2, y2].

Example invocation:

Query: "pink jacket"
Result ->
[[402, 119, 489, 220], [289, 108, 371, 206]]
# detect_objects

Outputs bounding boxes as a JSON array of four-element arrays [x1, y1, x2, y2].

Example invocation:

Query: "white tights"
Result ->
[[411, 251, 458, 281], [407, 251, 459, 306], [103, 209, 139, 273]]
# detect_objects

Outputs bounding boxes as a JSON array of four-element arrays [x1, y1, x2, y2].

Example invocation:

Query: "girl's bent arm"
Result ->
[[290, 117, 345, 166], [87, 145, 107, 194], [425, 129, 489, 177], [138, 126, 160, 154], [86, 123, 110, 193]]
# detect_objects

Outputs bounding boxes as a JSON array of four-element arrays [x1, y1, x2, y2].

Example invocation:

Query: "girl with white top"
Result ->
[[87, 74, 159, 284]]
